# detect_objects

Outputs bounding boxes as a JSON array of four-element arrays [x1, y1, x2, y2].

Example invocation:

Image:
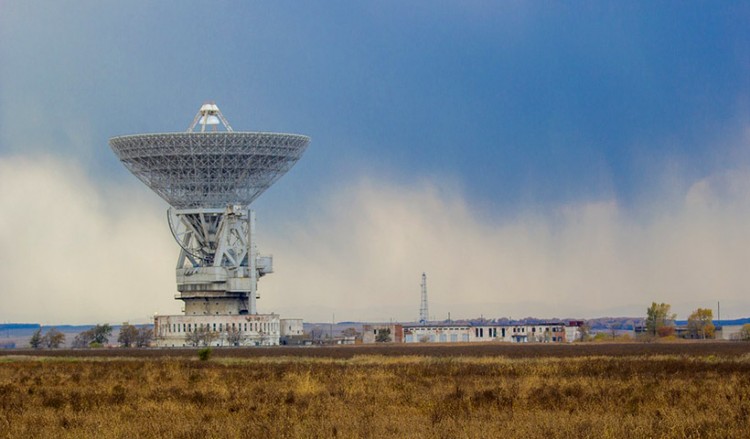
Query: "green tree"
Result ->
[[73, 323, 113, 348], [738, 323, 750, 341], [645, 302, 676, 337], [686, 308, 715, 339], [42, 328, 66, 348], [118, 323, 138, 347], [89, 324, 113, 345], [29, 328, 43, 349], [375, 328, 391, 343]]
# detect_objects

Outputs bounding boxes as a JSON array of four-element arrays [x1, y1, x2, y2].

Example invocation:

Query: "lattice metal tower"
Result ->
[[419, 273, 428, 324], [109, 102, 310, 323]]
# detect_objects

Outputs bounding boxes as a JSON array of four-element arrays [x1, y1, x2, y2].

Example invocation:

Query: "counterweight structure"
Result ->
[[109, 103, 310, 346]]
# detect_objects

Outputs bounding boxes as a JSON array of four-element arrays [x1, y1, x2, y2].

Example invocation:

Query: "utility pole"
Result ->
[[330, 313, 334, 345], [717, 301, 721, 327], [419, 273, 428, 324]]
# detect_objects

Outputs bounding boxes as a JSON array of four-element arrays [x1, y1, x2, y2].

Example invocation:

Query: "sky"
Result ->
[[1, 1, 750, 324]]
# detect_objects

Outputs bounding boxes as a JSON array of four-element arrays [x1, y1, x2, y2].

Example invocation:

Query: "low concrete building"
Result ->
[[154, 313, 280, 347], [280, 319, 304, 337], [404, 325, 472, 343], [717, 325, 745, 340], [397, 322, 577, 344], [362, 324, 403, 343]]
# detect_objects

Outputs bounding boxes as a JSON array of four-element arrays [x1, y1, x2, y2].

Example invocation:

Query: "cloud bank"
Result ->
[[263, 167, 750, 322], [2, 154, 749, 324], [0, 155, 177, 324]]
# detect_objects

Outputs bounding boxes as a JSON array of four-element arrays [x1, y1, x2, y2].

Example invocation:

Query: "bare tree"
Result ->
[[608, 322, 621, 340], [186, 325, 218, 347], [136, 327, 153, 347], [72, 332, 92, 348], [341, 327, 360, 339], [226, 326, 243, 346], [42, 328, 66, 348], [578, 321, 591, 342], [309, 326, 324, 342]]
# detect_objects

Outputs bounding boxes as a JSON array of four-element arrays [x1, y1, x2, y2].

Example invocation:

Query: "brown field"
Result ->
[[3, 340, 750, 359], [2, 343, 750, 438]]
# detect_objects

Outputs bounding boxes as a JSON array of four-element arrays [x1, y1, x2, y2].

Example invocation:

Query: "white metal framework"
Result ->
[[110, 131, 309, 209]]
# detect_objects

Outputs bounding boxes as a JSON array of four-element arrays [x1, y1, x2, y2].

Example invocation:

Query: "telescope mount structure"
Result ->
[[110, 102, 310, 346]]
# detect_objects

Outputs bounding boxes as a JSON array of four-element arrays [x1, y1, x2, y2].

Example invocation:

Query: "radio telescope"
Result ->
[[110, 102, 310, 346]]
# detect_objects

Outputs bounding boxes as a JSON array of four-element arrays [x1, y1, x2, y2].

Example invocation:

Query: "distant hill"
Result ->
[[674, 318, 750, 326], [0, 323, 40, 331]]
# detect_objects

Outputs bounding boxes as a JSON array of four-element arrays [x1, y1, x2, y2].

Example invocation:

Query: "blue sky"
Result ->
[[1, 2, 750, 323]]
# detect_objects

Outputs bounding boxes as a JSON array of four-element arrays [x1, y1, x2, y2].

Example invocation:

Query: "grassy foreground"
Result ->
[[1, 352, 750, 438]]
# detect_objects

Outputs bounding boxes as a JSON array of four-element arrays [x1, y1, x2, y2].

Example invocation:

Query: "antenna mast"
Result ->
[[419, 273, 429, 324]]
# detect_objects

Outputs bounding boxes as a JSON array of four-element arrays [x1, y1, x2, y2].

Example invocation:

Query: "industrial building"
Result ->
[[110, 103, 309, 347], [362, 274, 584, 344], [362, 324, 404, 343], [154, 314, 282, 347], [361, 322, 581, 344], [401, 322, 578, 344]]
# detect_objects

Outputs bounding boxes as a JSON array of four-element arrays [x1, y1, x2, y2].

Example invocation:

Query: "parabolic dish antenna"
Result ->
[[109, 102, 310, 209]]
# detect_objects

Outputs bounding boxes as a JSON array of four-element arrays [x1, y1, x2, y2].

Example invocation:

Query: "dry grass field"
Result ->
[[1, 343, 749, 438]]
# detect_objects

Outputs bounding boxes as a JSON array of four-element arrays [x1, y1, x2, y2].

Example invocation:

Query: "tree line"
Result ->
[[579, 302, 750, 341], [29, 323, 153, 348]]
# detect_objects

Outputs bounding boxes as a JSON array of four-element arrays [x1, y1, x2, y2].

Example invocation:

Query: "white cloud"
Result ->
[[0, 154, 177, 325], [261, 171, 750, 322], [2, 154, 750, 325]]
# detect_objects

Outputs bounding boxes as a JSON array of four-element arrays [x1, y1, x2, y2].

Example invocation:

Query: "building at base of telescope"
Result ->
[[153, 315, 306, 347]]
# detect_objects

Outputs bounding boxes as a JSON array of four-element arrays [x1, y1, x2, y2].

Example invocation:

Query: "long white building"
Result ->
[[400, 322, 581, 344]]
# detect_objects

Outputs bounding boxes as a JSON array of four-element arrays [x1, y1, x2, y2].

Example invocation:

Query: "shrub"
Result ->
[[198, 347, 212, 361]]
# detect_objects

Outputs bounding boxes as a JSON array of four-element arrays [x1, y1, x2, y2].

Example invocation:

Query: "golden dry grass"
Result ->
[[1, 353, 749, 438]]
